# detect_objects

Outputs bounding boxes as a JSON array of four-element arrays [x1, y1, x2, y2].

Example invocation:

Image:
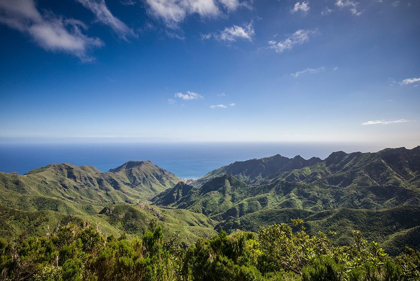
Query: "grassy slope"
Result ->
[[1, 147, 420, 253], [151, 147, 420, 253], [98, 204, 217, 244], [0, 161, 216, 243], [0, 161, 181, 212], [197, 146, 420, 189]]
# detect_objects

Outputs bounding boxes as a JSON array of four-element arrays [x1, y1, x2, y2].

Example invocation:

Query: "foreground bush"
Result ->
[[0, 220, 419, 280]]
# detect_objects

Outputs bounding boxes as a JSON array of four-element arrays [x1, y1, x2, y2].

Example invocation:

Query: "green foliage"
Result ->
[[0, 220, 419, 280], [1, 145, 420, 277], [258, 223, 332, 275], [302, 256, 343, 281], [2, 147, 420, 256]]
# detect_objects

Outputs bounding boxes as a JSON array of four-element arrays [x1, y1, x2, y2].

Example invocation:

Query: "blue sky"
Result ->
[[0, 0, 419, 147]]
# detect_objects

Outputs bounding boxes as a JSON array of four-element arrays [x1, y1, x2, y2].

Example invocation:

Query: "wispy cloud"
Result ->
[[219, 0, 243, 12], [268, 29, 317, 53], [174, 91, 203, 100], [336, 0, 356, 8], [291, 2, 310, 14], [349, 8, 362, 16], [144, 0, 249, 28], [321, 7, 333, 15], [392, 1, 400, 7], [400, 77, 420, 86], [203, 21, 254, 42], [165, 30, 185, 40], [0, 0, 103, 62], [76, 0, 136, 41], [167, 98, 176, 104], [210, 104, 227, 109], [145, 0, 220, 28], [335, 0, 362, 16], [362, 119, 410, 125], [210, 103, 235, 109], [291, 67, 325, 78]]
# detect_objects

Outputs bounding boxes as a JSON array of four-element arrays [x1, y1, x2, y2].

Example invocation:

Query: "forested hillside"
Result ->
[[1, 146, 419, 271]]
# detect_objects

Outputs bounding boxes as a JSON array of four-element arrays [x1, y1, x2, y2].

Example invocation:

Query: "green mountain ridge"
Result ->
[[151, 146, 420, 253], [0, 160, 181, 211], [0, 161, 213, 243], [1, 146, 420, 254]]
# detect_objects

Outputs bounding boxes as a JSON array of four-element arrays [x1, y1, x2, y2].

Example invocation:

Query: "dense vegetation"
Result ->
[[1, 220, 419, 280], [1, 145, 420, 276]]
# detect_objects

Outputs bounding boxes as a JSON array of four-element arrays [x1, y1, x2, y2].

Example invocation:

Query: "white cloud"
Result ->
[[335, 0, 362, 16], [217, 92, 227, 96], [203, 21, 254, 42], [321, 7, 333, 15], [210, 103, 235, 109], [392, 1, 400, 7], [291, 67, 325, 78], [362, 119, 410, 125], [0, 0, 103, 61], [333, 67, 339, 71], [219, 0, 240, 12], [349, 8, 361, 16], [174, 91, 203, 100], [336, 0, 356, 8], [165, 30, 185, 40], [268, 29, 317, 53], [145, 0, 220, 28], [291, 2, 310, 14], [400, 77, 420, 86], [76, 0, 136, 41], [201, 33, 212, 40], [145, 0, 249, 28], [210, 104, 227, 109], [167, 98, 176, 104]]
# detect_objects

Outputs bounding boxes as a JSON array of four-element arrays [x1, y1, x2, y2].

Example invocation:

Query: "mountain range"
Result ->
[[1, 146, 419, 254]]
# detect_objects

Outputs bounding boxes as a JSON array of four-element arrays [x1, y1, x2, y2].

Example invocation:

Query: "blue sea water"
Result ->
[[0, 142, 385, 178]]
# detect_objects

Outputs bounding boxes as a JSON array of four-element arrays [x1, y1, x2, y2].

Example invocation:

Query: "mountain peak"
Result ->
[[25, 163, 78, 175], [108, 160, 153, 173], [293, 155, 304, 161], [200, 174, 244, 194], [325, 151, 348, 165]]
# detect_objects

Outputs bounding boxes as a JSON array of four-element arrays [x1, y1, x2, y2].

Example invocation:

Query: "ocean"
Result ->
[[0, 142, 385, 178]]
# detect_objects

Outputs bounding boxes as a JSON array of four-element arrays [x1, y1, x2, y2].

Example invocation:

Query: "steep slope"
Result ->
[[98, 204, 217, 244], [154, 175, 257, 218], [273, 146, 420, 189], [152, 181, 194, 206], [0, 160, 219, 244], [0, 203, 217, 244], [155, 147, 420, 217], [108, 160, 180, 197], [197, 147, 420, 190], [151, 146, 420, 254], [197, 154, 322, 185], [1, 146, 420, 254], [0, 161, 181, 215], [155, 176, 420, 220]]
